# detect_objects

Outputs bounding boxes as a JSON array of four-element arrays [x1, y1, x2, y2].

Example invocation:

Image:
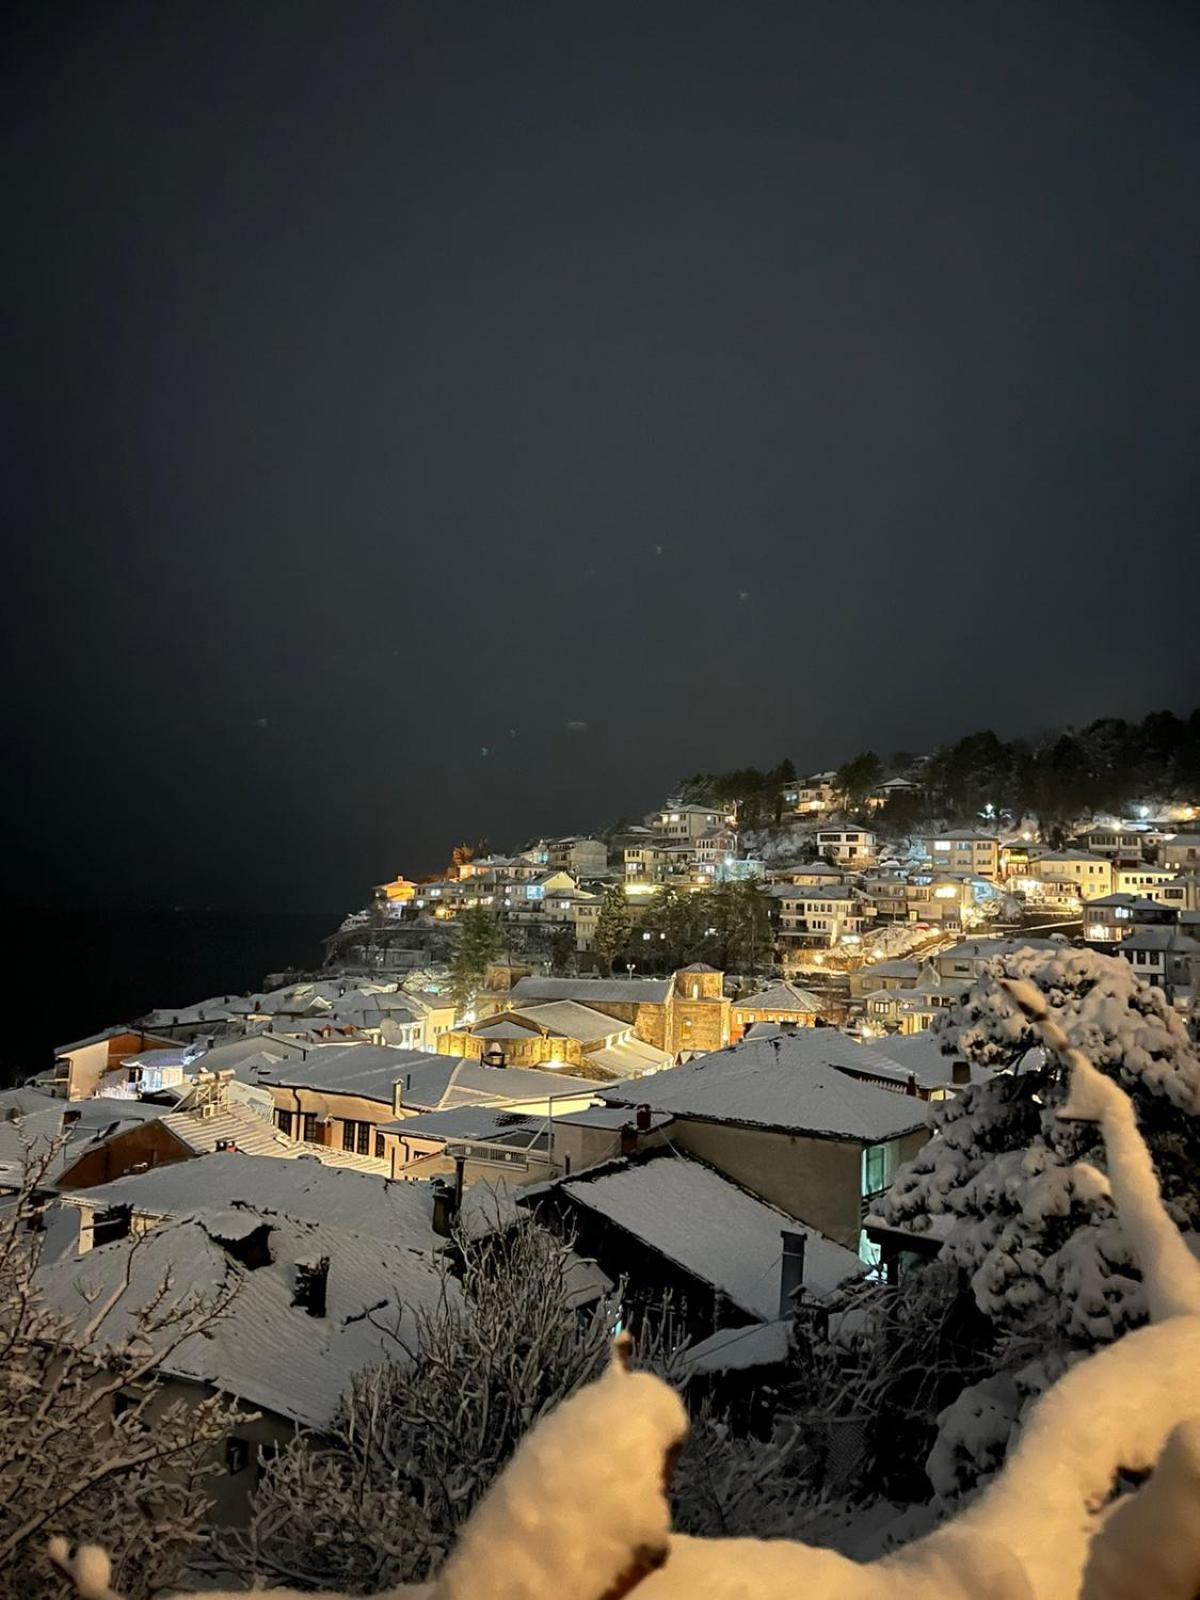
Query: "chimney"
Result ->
[[431, 1179, 454, 1238], [779, 1229, 807, 1318], [619, 1122, 638, 1157], [292, 1257, 329, 1318], [393, 1080, 404, 1116], [905, 1073, 919, 1097]]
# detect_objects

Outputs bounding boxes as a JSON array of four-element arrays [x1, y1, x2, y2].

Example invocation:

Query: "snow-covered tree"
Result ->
[[882, 946, 1200, 1493], [0, 1148, 244, 1600]]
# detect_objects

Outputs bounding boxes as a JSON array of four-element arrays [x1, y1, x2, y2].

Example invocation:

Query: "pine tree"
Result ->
[[449, 904, 504, 1008], [593, 885, 631, 975]]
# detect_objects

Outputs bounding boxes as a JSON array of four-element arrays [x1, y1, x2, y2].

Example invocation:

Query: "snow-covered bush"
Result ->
[[0, 1146, 244, 1600]]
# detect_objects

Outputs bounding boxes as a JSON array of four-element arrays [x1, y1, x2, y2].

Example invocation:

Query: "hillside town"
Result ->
[[4, 723, 1200, 1593]]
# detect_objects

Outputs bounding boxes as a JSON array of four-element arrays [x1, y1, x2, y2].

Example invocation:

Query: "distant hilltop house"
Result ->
[[781, 772, 839, 815], [479, 962, 732, 1059], [649, 801, 737, 842]]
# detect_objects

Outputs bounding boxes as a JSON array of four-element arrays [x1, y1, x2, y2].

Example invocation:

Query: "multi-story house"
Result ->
[[1027, 849, 1113, 902], [1159, 874, 1200, 915], [1075, 826, 1145, 859], [1111, 860, 1180, 901], [1117, 927, 1200, 995], [693, 826, 738, 881], [1161, 835, 1200, 873], [782, 771, 839, 814], [815, 825, 877, 865], [651, 802, 735, 843], [921, 831, 1000, 880], [622, 841, 671, 887], [1082, 893, 1177, 943], [544, 836, 609, 876], [767, 884, 874, 952], [858, 874, 908, 921]]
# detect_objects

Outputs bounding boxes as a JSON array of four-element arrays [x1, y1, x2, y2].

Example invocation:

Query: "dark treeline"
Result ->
[[677, 707, 1200, 828]]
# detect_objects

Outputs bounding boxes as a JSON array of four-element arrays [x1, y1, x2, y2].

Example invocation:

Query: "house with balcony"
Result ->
[[1026, 849, 1113, 902], [765, 884, 874, 954], [1075, 826, 1146, 859]]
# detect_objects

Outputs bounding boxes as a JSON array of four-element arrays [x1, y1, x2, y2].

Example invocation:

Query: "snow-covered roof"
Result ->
[[535, 1154, 865, 1319], [762, 883, 860, 902], [384, 1107, 541, 1143], [683, 1317, 792, 1375], [511, 1000, 626, 1042], [1085, 894, 1165, 911], [583, 1037, 674, 1078], [470, 1017, 540, 1040], [36, 1209, 449, 1428], [859, 959, 921, 979], [1122, 928, 1199, 953], [64, 1148, 514, 1240], [508, 976, 671, 1006], [733, 982, 822, 1015], [549, 1105, 674, 1132], [599, 1034, 930, 1142], [871, 1031, 1006, 1089]]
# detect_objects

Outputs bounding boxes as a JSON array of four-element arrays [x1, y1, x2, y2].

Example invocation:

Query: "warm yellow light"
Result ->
[[934, 886, 957, 899]]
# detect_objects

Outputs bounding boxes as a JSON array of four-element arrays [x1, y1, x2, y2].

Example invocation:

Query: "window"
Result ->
[[374, 1133, 386, 1160], [302, 1112, 319, 1142], [341, 1119, 372, 1155], [861, 1143, 893, 1196], [274, 1109, 293, 1136], [226, 1436, 251, 1475]]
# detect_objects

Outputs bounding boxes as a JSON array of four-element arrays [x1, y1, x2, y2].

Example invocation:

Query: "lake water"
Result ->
[[5, 908, 337, 1083]]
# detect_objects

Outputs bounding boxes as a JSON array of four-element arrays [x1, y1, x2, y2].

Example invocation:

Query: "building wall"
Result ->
[[666, 1118, 930, 1249], [666, 1120, 863, 1247], [266, 1085, 394, 1152], [57, 1121, 192, 1189]]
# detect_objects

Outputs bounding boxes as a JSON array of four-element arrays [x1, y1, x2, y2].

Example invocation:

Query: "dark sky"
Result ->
[[4, 1, 1199, 914]]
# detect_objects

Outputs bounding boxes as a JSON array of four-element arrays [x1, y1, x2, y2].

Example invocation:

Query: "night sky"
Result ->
[[5, 1, 1199, 914]]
